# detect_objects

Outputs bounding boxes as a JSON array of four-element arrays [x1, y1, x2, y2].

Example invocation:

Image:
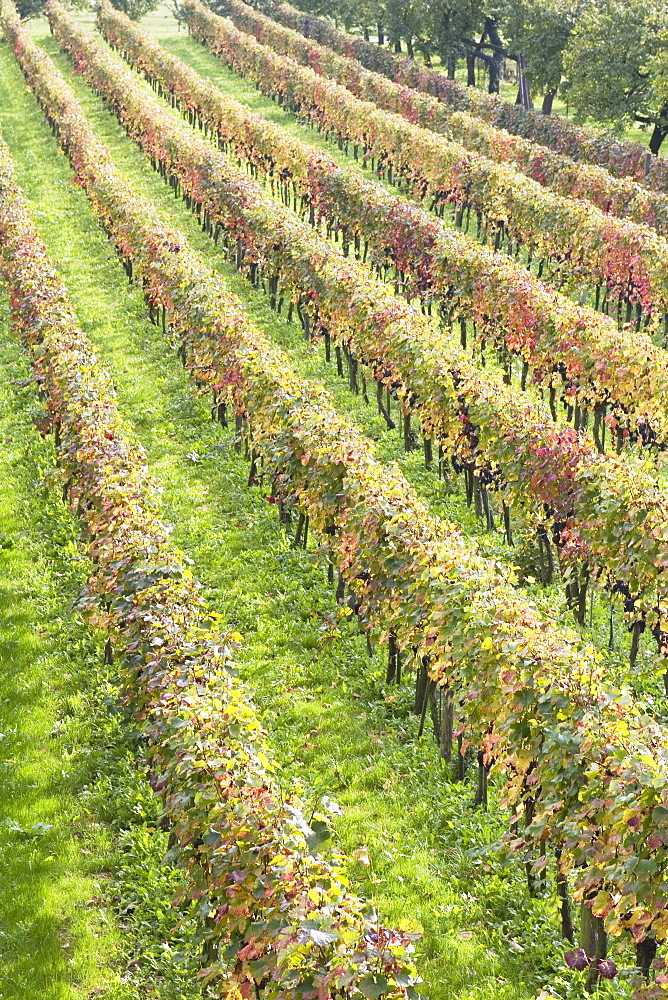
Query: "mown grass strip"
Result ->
[[18, 19, 506, 542], [0, 301, 202, 999], [0, 22, 596, 1000], [34, 13, 664, 680], [0, 315, 115, 999]]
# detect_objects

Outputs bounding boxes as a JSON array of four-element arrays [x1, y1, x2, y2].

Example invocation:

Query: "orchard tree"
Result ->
[[500, 0, 582, 112], [462, 11, 506, 93], [107, 0, 160, 16], [381, 0, 433, 58], [273, 0, 380, 34], [13, 0, 45, 17], [12, 0, 81, 20], [563, 0, 668, 153], [425, 0, 491, 84]]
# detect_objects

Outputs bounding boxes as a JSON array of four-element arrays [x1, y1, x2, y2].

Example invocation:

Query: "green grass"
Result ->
[[20, 20, 528, 548], [326, 26, 667, 157], [0, 18, 644, 1000], [0, 320, 117, 998], [146, 8, 668, 331], [134, 19, 668, 683], [0, 297, 205, 999], [53, 12, 667, 683]]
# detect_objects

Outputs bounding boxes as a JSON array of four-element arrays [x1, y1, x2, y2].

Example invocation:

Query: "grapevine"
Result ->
[[11, 4, 668, 978], [0, 117, 421, 999], [97, 0, 668, 453], [199, 0, 668, 320], [208, 0, 668, 238], [271, 0, 668, 195], [43, 0, 668, 640]]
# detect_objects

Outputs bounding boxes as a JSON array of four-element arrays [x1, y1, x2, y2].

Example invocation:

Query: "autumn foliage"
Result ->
[[96, 0, 668, 451], [5, 0, 668, 987], [0, 22, 422, 999], [44, 0, 668, 640], [203, 0, 668, 320], [271, 0, 668, 195], [2, 0, 668, 970]]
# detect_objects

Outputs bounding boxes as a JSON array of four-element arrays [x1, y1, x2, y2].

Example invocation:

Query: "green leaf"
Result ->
[[358, 975, 389, 998]]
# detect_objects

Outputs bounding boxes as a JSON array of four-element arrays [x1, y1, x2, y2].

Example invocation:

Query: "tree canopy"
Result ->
[[14, 0, 160, 20], [562, 0, 668, 152], [284, 0, 668, 147]]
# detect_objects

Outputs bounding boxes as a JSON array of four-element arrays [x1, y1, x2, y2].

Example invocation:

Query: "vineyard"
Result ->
[[1, 2, 668, 1000]]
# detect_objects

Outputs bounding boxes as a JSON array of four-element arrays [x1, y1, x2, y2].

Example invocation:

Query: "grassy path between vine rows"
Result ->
[[0, 300, 205, 999], [149, 11, 613, 312], [36, 11, 659, 680], [144, 18, 666, 680], [32, 16, 501, 542], [28, 12, 564, 598], [0, 310, 114, 998], [0, 22, 612, 1000], [30, 10, 588, 585], [129, 13, 578, 415]]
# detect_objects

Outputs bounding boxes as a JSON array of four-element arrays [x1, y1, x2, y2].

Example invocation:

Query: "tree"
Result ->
[[380, 0, 432, 57], [462, 13, 506, 94], [563, 0, 668, 153], [276, 0, 379, 33], [12, 0, 44, 18], [106, 0, 161, 17], [500, 0, 582, 112], [424, 0, 488, 82], [432, 0, 532, 100], [11, 0, 99, 22]]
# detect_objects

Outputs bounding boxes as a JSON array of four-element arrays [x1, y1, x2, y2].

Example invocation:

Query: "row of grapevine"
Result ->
[[97, 0, 668, 454], [202, 0, 668, 320], [270, 0, 668, 194], [0, 112, 422, 998], [45, 0, 668, 645], [214, 0, 668, 238], [8, 9, 668, 971], [45, 1, 668, 639]]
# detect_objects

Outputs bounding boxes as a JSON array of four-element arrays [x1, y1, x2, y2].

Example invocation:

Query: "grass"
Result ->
[[332, 26, 667, 158], [0, 293, 205, 999], [0, 310, 118, 998], [144, 5, 668, 332], [137, 18, 668, 685], [53, 11, 667, 685], [22, 16, 536, 551], [0, 13, 648, 1000]]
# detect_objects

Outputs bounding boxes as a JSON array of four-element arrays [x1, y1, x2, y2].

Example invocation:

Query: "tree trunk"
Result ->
[[393, 37, 402, 53], [414, 659, 429, 715], [649, 122, 668, 155], [447, 54, 456, 79], [483, 17, 504, 95], [376, 22, 384, 45], [466, 53, 476, 86], [515, 54, 533, 109], [406, 36, 415, 59], [542, 90, 556, 115], [474, 751, 488, 808], [488, 64, 502, 95]]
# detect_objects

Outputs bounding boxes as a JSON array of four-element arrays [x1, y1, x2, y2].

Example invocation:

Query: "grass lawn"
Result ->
[[0, 294, 206, 998], [0, 7, 651, 999]]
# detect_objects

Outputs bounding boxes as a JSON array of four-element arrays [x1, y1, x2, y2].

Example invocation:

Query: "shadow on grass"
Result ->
[[0, 553, 82, 996]]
